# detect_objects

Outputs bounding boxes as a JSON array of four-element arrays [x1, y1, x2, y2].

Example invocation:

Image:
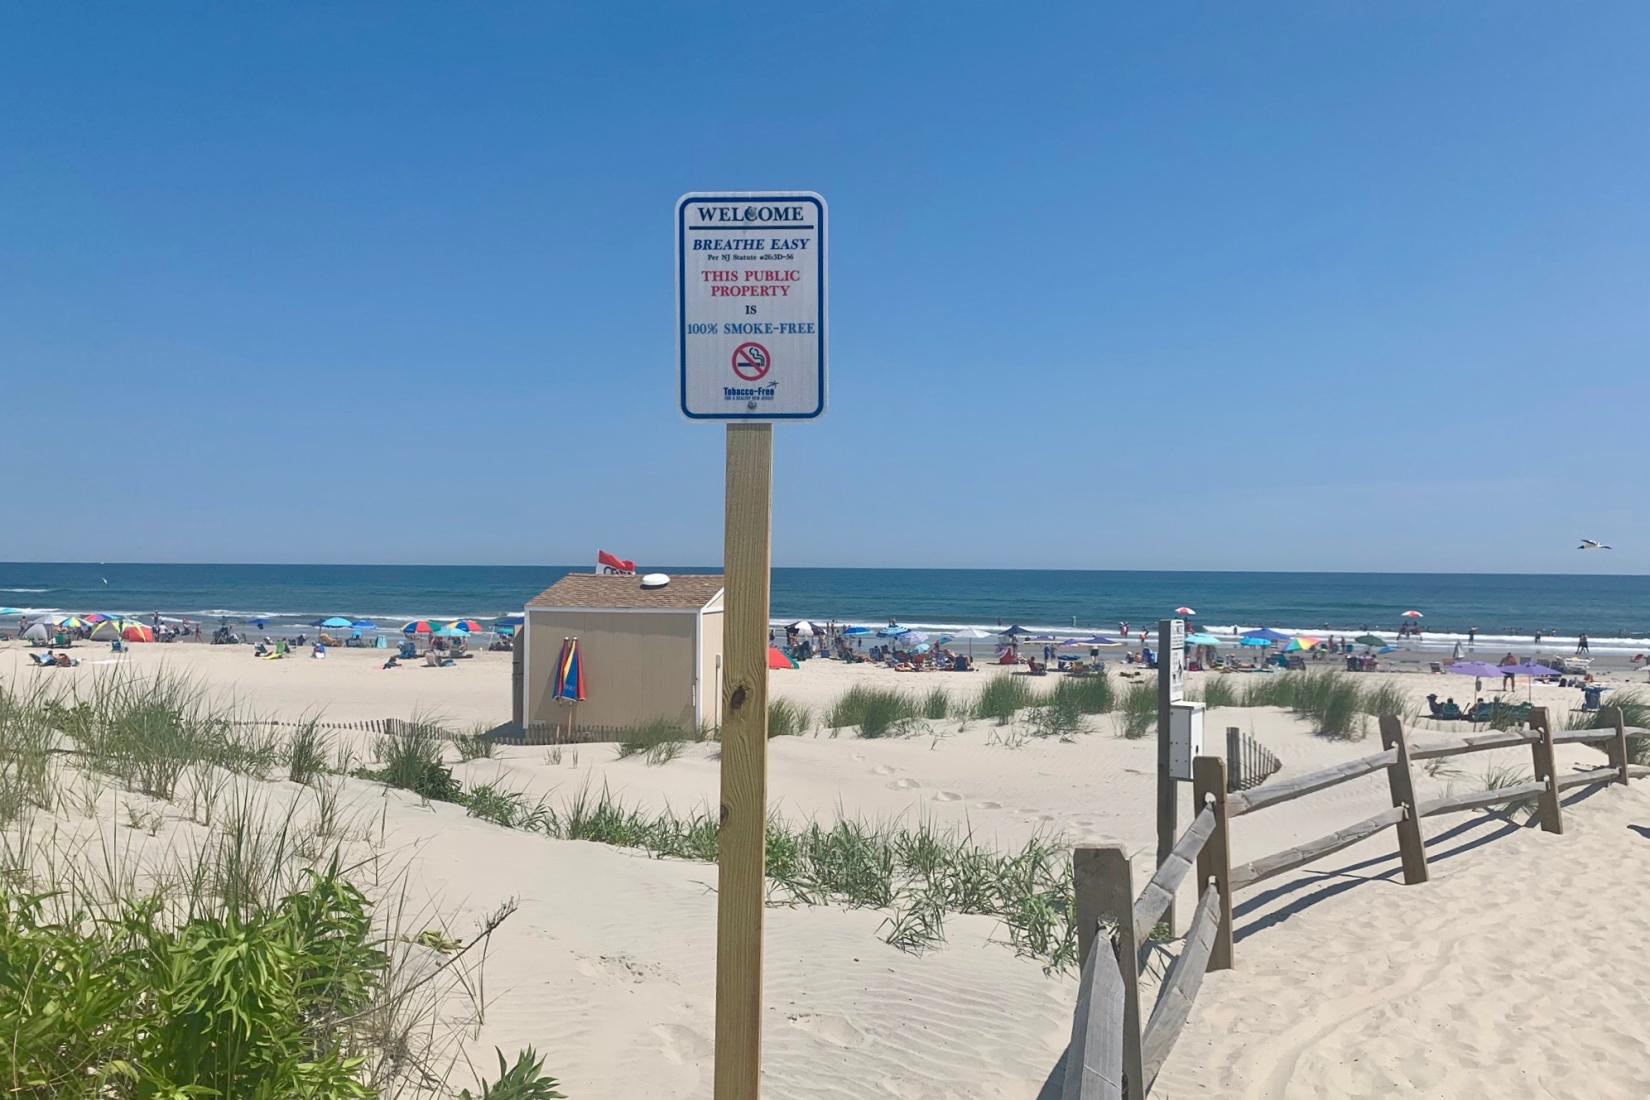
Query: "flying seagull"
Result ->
[[1578, 539, 1613, 550]]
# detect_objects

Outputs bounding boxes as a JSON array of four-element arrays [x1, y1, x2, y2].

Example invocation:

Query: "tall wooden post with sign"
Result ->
[[1156, 618, 1184, 932], [678, 192, 827, 1100]]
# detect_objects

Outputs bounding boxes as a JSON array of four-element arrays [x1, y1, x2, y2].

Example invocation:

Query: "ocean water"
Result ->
[[2, 563, 1648, 652]]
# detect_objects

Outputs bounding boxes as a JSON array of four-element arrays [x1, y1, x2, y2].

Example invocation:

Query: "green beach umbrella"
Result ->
[[1354, 634, 1387, 647]]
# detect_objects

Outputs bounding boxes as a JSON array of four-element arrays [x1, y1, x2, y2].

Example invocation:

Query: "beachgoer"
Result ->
[[1468, 625, 1477, 647], [1577, 633, 1590, 654], [1534, 631, 1542, 645]]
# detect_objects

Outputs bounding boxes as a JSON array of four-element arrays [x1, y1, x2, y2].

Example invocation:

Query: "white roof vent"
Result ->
[[639, 573, 671, 589]]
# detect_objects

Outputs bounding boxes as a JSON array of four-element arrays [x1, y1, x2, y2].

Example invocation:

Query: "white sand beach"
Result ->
[[5, 638, 1650, 1097]]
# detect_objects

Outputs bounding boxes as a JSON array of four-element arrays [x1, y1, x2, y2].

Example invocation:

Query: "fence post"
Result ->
[[1378, 716, 1429, 885], [1528, 706, 1564, 835], [1191, 756, 1233, 972], [1225, 727, 1242, 791], [1073, 846, 1144, 1100], [1608, 705, 1631, 786]]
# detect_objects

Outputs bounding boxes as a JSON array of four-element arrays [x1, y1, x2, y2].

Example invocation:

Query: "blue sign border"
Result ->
[[677, 193, 827, 420]]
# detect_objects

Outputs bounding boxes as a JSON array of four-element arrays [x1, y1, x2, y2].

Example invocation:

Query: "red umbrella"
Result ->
[[1402, 610, 1424, 619], [767, 646, 798, 669], [1174, 606, 1196, 616]]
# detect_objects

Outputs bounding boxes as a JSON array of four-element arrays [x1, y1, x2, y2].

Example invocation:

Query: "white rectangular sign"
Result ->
[[677, 191, 827, 420], [1167, 619, 1186, 703]]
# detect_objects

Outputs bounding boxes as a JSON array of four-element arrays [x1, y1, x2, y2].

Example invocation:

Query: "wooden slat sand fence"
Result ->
[[1062, 705, 1650, 1096], [1223, 726, 1282, 793]]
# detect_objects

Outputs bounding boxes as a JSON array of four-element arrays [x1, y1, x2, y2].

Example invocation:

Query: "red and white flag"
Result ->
[[596, 550, 636, 575]]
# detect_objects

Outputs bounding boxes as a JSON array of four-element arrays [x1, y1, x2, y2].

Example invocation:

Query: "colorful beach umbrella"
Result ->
[[1402, 610, 1424, 619], [84, 613, 113, 624], [767, 645, 798, 669], [447, 619, 485, 633], [1284, 637, 1321, 652], [1174, 606, 1196, 616], [403, 620, 439, 635], [554, 637, 586, 701]]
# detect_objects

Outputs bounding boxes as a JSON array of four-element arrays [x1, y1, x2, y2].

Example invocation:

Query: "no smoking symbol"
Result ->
[[731, 342, 770, 382]]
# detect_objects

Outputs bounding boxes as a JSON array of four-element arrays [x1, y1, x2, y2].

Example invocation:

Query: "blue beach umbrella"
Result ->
[[1186, 633, 1224, 647], [316, 616, 354, 629], [351, 619, 378, 630], [1240, 636, 1273, 648], [842, 626, 872, 636]]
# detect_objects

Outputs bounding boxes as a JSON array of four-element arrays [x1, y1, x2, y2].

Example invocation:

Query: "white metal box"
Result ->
[[1169, 701, 1205, 781]]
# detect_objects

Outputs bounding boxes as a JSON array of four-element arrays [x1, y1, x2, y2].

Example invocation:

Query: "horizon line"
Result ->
[[3, 560, 1647, 579]]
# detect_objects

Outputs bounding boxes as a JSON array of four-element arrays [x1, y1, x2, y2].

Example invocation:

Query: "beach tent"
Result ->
[[767, 645, 797, 669], [21, 622, 49, 642], [122, 624, 155, 643], [1242, 628, 1290, 643]]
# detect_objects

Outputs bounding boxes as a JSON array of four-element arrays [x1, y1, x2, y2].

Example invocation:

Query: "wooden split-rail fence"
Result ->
[[1060, 706, 1650, 1098]]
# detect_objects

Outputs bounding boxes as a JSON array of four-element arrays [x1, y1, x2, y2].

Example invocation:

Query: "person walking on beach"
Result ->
[[1468, 625, 1477, 649], [1577, 633, 1590, 654]]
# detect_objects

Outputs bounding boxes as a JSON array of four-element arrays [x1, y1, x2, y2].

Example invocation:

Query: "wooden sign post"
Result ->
[[715, 423, 772, 1100], [1156, 618, 1184, 932], [678, 192, 827, 1099]]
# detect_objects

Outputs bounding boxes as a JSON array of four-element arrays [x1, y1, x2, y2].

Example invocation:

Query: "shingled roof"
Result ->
[[526, 573, 724, 612]]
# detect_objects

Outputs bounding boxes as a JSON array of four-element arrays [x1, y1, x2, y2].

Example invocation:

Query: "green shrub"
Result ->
[[767, 698, 811, 738], [1049, 673, 1114, 714], [824, 685, 918, 738], [973, 675, 1037, 725], [0, 860, 382, 1099], [1119, 682, 1157, 739], [460, 1047, 566, 1099]]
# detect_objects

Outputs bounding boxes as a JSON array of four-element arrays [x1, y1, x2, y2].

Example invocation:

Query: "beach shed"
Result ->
[[520, 573, 725, 739]]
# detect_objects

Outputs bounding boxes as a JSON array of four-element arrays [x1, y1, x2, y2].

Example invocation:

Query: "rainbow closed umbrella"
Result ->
[[555, 637, 585, 702]]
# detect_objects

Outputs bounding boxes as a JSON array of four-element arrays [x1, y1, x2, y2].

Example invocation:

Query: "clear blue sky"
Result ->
[[4, 4, 1646, 573]]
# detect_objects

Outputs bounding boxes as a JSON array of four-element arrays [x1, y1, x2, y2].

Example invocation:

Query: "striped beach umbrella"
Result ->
[[84, 613, 113, 624], [1284, 636, 1321, 652], [402, 620, 440, 635], [554, 637, 585, 702], [448, 619, 485, 633]]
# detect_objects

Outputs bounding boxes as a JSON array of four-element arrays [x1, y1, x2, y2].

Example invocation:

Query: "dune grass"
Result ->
[[1048, 672, 1114, 715], [1027, 695, 1087, 741], [1192, 676, 1238, 709], [920, 686, 953, 720], [973, 675, 1038, 725], [0, 676, 563, 1098], [1232, 669, 1416, 739], [767, 698, 812, 738], [1118, 681, 1158, 739], [824, 685, 920, 737], [1570, 690, 1650, 764], [613, 717, 696, 764]]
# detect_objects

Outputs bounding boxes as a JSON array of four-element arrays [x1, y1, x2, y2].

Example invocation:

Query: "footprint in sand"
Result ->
[[654, 1023, 713, 1064], [976, 800, 1003, 810], [871, 764, 898, 776], [887, 777, 920, 790], [932, 791, 962, 802], [789, 1013, 867, 1049]]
